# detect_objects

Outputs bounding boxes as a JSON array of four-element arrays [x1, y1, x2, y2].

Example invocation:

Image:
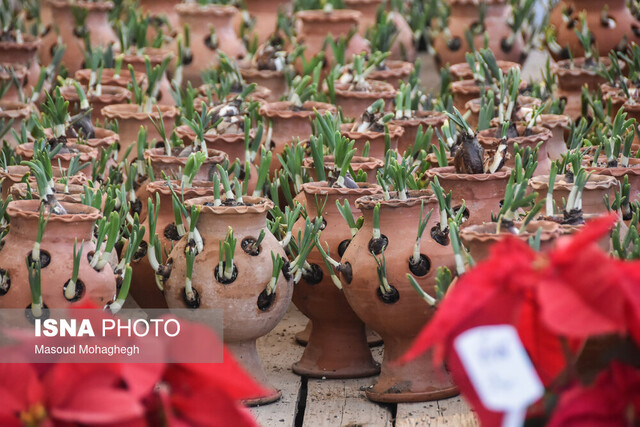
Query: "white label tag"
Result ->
[[454, 325, 544, 427]]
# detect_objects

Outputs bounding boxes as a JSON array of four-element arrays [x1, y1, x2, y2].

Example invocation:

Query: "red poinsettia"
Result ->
[[398, 213, 634, 426], [547, 362, 640, 427]]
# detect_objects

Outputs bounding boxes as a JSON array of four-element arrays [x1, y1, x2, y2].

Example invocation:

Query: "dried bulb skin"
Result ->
[[454, 133, 485, 174]]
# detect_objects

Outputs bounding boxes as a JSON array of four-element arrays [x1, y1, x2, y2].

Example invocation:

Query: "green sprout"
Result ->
[[26, 254, 43, 318], [64, 238, 84, 300], [217, 227, 237, 281], [266, 253, 285, 295], [411, 200, 433, 266]]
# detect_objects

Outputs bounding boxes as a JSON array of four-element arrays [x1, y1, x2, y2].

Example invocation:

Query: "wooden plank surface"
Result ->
[[304, 377, 393, 427], [251, 306, 306, 427]]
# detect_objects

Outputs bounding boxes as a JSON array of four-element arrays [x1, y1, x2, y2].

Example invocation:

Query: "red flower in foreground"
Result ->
[[0, 363, 48, 427], [547, 362, 640, 427], [398, 213, 633, 426]]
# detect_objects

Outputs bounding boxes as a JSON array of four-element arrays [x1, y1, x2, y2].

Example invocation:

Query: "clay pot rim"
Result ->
[[537, 114, 572, 128], [448, 0, 507, 6], [0, 165, 30, 178], [0, 101, 35, 118], [10, 181, 87, 198], [452, 78, 527, 95], [460, 220, 560, 242], [0, 62, 27, 78], [121, 47, 174, 64], [239, 67, 285, 78], [468, 95, 542, 113], [355, 190, 435, 210], [334, 80, 397, 99], [477, 125, 553, 147], [46, 0, 114, 11], [425, 166, 512, 181], [185, 195, 275, 214], [389, 110, 446, 127], [301, 181, 382, 195], [340, 123, 404, 138], [102, 104, 180, 120], [584, 157, 640, 177], [16, 142, 97, 163], [344, 0, 383, 5], [175, 3, 238, 16], [552, 57, 614, 77], [303, 155, 384, 170], [60, 84, 131, 102], [0, 34, 41, 50], [6, 199, 102, 222], [369, 60, 414, 79], [259, 101, 337, 118], [75, 68, 147, 85], [146, 179, 217, 196], [175, 124, 246, 144], [529, 173, 618, 191], [44, 127, 119, 148], [143, 147, 228, 165], [295, 9, 362, 23], [450, 59, 520, 80], [196, 83, 272, 102]]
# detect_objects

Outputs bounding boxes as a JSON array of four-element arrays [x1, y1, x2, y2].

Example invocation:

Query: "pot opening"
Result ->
[[215, 264, 239, 284], [28, 250, 51, 269], [25, 303, 49, 324], [337, 239, 351, 257], [164, 223, 181, 241], [408, 254, 431, 277], [241, 237, 261, 256], [368, 235, 388, 254], [302, 263, 323, 285], [182, 286, 201, 309], [377, 285, 399, 304], [63, 279, 85, 302], [257, 289, 276, 312]]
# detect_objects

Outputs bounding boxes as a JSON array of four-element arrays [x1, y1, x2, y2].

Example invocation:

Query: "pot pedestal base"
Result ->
[[227, 340, 281, 406], [291, 319, 380, 379], [295, 321, 383, 347], [365, 349, 459, 403]]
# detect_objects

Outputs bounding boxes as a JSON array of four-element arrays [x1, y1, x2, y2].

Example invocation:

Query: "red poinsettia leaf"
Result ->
[[51, 388, 145, 424], [400, 237, 537, 364], [619, 263, 640, 347], [0, 363, 43, 425], [165, 346, 271, 401], [547, 362, 640, 427], [550, 214, 618, 265], [118, 363, 165, 400]]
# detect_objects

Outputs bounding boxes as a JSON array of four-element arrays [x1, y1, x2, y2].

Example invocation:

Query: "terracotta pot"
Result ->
[[460, 220, 561, 262], [585, 157, 640, 204], [548, 0, 640, 61], [449, 60, 520, 80], [340, 123, 403, 159], [432, 0, 526, 67], [0, 101, 36, 149], [303, 155, 384, 184], [466, 95, 541, 129], [0, 200, 116, 312], [163, 195, 292, 405], [451, 78, 528, 113], [294, 9, 369, 70], [75, 68, 147, 91], [129, 180, 214, 309], [122, 48, 174, 106], [333, 80, 396, 120], [196, 83, 272, 105], [139, 0, 180, 30], [40, 0, 117, 75], [60, 85, 130, 124], [291, 182, 382, 378], [43, 127, 119, 154], [390, 111, 446, 155], [9, 182, 90, 205], [513, 113, 571, 162], [426, 152, 454, 168], [176, 3, 247, 86], [101, 104, 180, 162], [239, 68, 286, 102], [553, 57, 613, 120], [600, 82, 629, 117], [243, 0, 292, 45], [424, 166, 512, 226], [16, 143, 97, 177], [368, 60, 414, 89], [0, 35, 41, 88], [477, 125, 553, 175], [0, 165, 88, 199], [529, 174, 618, 215], [343, 0, 415, 61], [540, 213, 614, 252], [0, 63, 28, 102], [143, 147, 227, 183], [259, 101, 337, 173], [295, 322, 383, 346], [340, 191, 459, 402]]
